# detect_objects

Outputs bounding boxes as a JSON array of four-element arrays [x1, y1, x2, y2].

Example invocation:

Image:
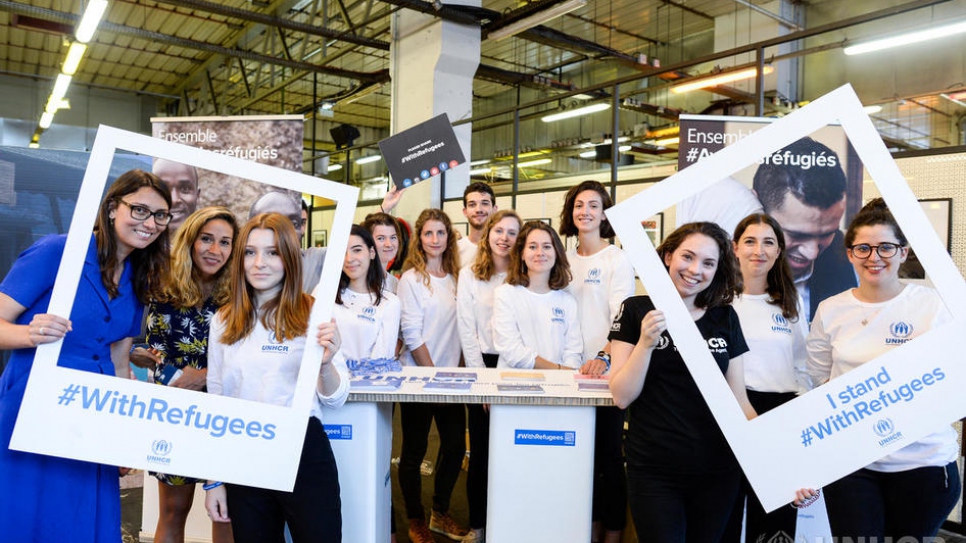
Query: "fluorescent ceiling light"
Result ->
[[517, 158, 552, 168], [327, 163, 343, 171], [488, 0, 587, 41], [62, 42, 88, 75], [541, 103, 610, 123], [578, 150, 596, 159], [470, 159, 491, 166], [671, 66, 775, 94], [469, 167, 492, 176], [863, 105, 882, 115], [28, 142, 40, 149], [355, 155, 382, 164], [50, 74, 72, 105], [76, 0, 109, 43], [844, 20, 966, 56], [652, 137, 679, 146], [39, 111, 55, 129], [618, 145, 631, 152], [941, 94, 966, 108]]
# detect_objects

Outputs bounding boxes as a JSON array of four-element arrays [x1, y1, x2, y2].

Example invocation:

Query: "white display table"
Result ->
[[142, 367, 613, 543], [345, 367, 612, 543]]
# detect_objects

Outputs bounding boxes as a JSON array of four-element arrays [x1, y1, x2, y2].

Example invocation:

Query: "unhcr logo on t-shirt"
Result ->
[[770, 312, 792, 335], [584, 267, 602, 285], [552, 307, 566, 324], [885, 321, 913, 345]]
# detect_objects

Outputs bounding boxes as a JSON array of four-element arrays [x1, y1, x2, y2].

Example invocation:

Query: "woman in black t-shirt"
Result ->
[[608, 222, 757, 542]]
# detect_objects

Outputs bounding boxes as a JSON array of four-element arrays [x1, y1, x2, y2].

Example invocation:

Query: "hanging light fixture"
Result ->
[[844, 20, 966, 56], [670, 66, 774, 94], [541, 103, 610, 123]]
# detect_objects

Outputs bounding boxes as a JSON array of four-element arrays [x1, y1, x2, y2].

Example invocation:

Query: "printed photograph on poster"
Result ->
[[676, 116, 863, 321], [8, 125, 359, 492], [151, 116, 305, 233], [605, 85, 966, 512], [378, 113, 467, 190]]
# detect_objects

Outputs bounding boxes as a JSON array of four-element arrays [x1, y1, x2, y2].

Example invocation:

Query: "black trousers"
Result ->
[[465, 353, 498, 529], [722, 390, 799, 543], [226, 418, 342, 543], [824, 462, 960, 541], [628, 465, 741, 543], [592, 405, 628, 531], [398, 401, 466, 520]]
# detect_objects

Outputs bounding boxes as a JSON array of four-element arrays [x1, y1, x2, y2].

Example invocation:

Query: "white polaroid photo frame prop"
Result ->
[[606, 85, 966, 511], [10, 125, 358, 491]]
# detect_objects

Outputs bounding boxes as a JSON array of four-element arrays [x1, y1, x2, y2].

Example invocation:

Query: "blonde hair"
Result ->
[[403, 208, 460, 287], [159, 207, 237, 307], [218, 213, 312, 345], [472, 210, 522, 281]]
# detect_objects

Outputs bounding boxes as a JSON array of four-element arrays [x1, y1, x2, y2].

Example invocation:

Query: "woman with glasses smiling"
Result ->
[[805, 198, 960, 540], [0, 169, 172, 542]]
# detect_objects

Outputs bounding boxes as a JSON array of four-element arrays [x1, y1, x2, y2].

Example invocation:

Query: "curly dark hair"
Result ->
[[844, 197, 907, 247], [658, 222, 741, 309]]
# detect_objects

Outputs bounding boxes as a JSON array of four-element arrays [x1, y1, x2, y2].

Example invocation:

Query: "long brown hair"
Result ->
[[403, 208, 460, 287], [218, 213, 312, 345], [96, 169, 172, 303], [658, 222, 741, 310], [733, 213, 799, 320], [558, 180, 616, 238], [472, 210, 522, 281], [507, 221, 572, 290], [159, 207, 238, 307]]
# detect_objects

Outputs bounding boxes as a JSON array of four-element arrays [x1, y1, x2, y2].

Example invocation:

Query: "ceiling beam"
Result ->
[[153, 0, 390, 51]]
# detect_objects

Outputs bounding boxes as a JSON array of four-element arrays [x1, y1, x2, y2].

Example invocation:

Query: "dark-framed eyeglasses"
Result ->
[[116, 199, 173, 226], [848, 242, 902, 259]]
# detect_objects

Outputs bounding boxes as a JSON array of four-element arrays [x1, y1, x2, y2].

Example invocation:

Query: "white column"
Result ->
[[389, 1, 480, 216]]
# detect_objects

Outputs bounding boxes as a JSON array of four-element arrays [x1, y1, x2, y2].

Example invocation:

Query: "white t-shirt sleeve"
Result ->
[[492, 286, 537, 369], [316, 351, 350, 408], [398, 272, 427, 352], [562, 296, 584, 369], [805, 303, 833, 386], [380, 294, 402, 360], [457, 268, 486, 368]]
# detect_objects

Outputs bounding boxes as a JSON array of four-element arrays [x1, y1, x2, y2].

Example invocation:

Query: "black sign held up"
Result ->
[[378, 113, 466, 190]]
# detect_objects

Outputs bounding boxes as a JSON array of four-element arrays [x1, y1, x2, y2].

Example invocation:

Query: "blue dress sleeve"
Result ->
[[0, 235, 66, 318]]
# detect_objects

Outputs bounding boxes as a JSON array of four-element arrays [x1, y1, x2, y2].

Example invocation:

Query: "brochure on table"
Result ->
[[348, 366, 613, 403]]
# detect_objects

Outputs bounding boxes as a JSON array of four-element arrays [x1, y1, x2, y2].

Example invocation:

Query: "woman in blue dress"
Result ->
[[0, 169, 172, 542]]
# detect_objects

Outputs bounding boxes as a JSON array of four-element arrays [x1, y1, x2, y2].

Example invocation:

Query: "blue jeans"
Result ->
[[824, 462, 961, 541]]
